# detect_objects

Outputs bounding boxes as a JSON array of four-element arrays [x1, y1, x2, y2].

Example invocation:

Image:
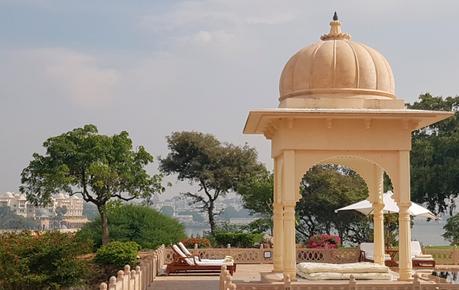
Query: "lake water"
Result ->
[[412, 219, 449, 246], [183, 219, 451, 246]]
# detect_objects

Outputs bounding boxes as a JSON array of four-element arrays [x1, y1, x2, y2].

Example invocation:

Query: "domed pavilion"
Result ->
[[243, 14, 453, 281]]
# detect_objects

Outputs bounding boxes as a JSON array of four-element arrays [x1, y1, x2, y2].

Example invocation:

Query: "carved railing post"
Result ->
[[124, 265, 131, 290], [129, 269, 136, 289], [117, 270, 124, 290], [135, 265, 141, 290], [152, 253, 158, 280], [108, 276, 117, 290], [284, 274, 291, 290], [412, 273, 421, 290], [348, 275, 356, 290], [223, 269, 232, 290], [219, 265, 227, 290], [100, 282, 108, 290]]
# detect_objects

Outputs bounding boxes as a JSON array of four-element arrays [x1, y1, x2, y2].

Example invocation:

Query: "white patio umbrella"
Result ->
[[335, 191, 436, 219]]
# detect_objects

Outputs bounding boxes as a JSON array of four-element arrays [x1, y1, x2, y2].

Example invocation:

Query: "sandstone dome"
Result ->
[[279, 13, 402, 109]]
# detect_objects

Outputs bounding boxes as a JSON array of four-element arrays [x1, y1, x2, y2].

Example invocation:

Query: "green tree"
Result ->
[[160, 131, 265, 234], [20, 124, 164, 245], [408, 93, 459, 214], [238, 169, 273, 232], [77, 203, 186, 249], [296, 165, 370, 244], [443, 214, 459, 245], [0, 231, 90, 290]]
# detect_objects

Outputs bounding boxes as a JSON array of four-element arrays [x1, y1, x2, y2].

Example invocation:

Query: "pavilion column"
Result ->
[[272, 157, 284, 272], [372, 203, 385, 265], [283, 204, 296, 279], [396, 151, 413, 281], [272, 203, 284, 272], [281, 150, 297, 280], [370, 166, 385, 265]]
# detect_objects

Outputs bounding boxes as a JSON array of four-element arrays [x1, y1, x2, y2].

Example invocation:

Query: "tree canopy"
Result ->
[[409, 93, 459, 214], [20, 124, 164, 244], [77, 203, 186, 249], [296, 165, 371, 244], [160, 131, 266, 233], [237, 169, 273, 232]]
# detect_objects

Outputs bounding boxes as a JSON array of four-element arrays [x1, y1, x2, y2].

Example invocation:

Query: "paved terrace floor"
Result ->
[[148, 264, 459, 290], [149, 264, 272, 290]]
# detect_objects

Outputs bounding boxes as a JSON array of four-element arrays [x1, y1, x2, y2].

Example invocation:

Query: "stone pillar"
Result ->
[[398, 203, 412, 279], [283, 204, 296, 279], [372, 203, 385, 265], [371, 166, 385, 265], [397, 151, 413, 281], [281, 150, 297, 280], [272, 203, 284, 272], [272, 157, 284, 272]]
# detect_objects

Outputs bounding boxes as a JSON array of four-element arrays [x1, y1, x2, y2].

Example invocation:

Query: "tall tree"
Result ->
[[296, 165, 370, 243], [20, 124, 164, 244], [160, 131, 265, 234], [237, 169, 274, 232], [408, 93, 459, 214]]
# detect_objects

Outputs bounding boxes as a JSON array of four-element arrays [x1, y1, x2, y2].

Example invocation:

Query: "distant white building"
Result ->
[[0, 192, 88, 229], [228, 217, 258, 225]]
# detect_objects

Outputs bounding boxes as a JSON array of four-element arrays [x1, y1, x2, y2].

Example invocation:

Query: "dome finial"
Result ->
[[320, 13, 351, 41], [333, 12, 338, 21]]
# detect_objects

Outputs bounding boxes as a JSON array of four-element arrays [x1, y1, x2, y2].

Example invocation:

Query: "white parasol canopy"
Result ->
[[335, 191, 436, 219]]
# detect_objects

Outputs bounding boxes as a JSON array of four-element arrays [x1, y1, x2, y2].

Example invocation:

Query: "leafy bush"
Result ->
[[0, 231, 90, 290], [213, 232, 263, 248], [306, 234, 341, 248], [77, 203, 186, 249], [181, 237, 211, 248], [95, 241, 140, 268]]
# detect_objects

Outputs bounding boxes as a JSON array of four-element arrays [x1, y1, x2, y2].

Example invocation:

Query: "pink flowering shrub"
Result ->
[[306, 234, 341, 248]]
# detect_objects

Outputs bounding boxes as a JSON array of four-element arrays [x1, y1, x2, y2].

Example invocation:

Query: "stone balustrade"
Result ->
[[165, 247, 361, 264], [99, 245, 165, 290], [164, 246, 459, 266], [220, 269, 459, 290]]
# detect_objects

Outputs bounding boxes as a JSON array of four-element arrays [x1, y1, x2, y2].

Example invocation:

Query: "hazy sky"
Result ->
[[1, 0, 458, 196]]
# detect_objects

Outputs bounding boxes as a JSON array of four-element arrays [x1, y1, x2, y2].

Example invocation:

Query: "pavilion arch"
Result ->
[[295, 153, 396, 204], [275, 151, 401, 205]]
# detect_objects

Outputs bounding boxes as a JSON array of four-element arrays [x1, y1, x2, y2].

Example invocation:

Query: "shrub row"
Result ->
[[212, 232, 263, 248], [95, 241, 140, 269], [0, 231, 91, 290]]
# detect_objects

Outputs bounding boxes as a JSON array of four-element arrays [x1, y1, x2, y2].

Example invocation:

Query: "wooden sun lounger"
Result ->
[[411, 241, 435, 268], [165, 245, 236, 275]]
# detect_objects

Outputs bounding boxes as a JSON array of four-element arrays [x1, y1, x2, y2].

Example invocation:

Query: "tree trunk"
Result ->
[[207, 202, 216, 234], [98, 205, 110, 245]]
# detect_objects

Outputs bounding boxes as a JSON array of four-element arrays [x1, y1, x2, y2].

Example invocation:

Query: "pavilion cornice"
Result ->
[[244, 108, 453, 135]]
